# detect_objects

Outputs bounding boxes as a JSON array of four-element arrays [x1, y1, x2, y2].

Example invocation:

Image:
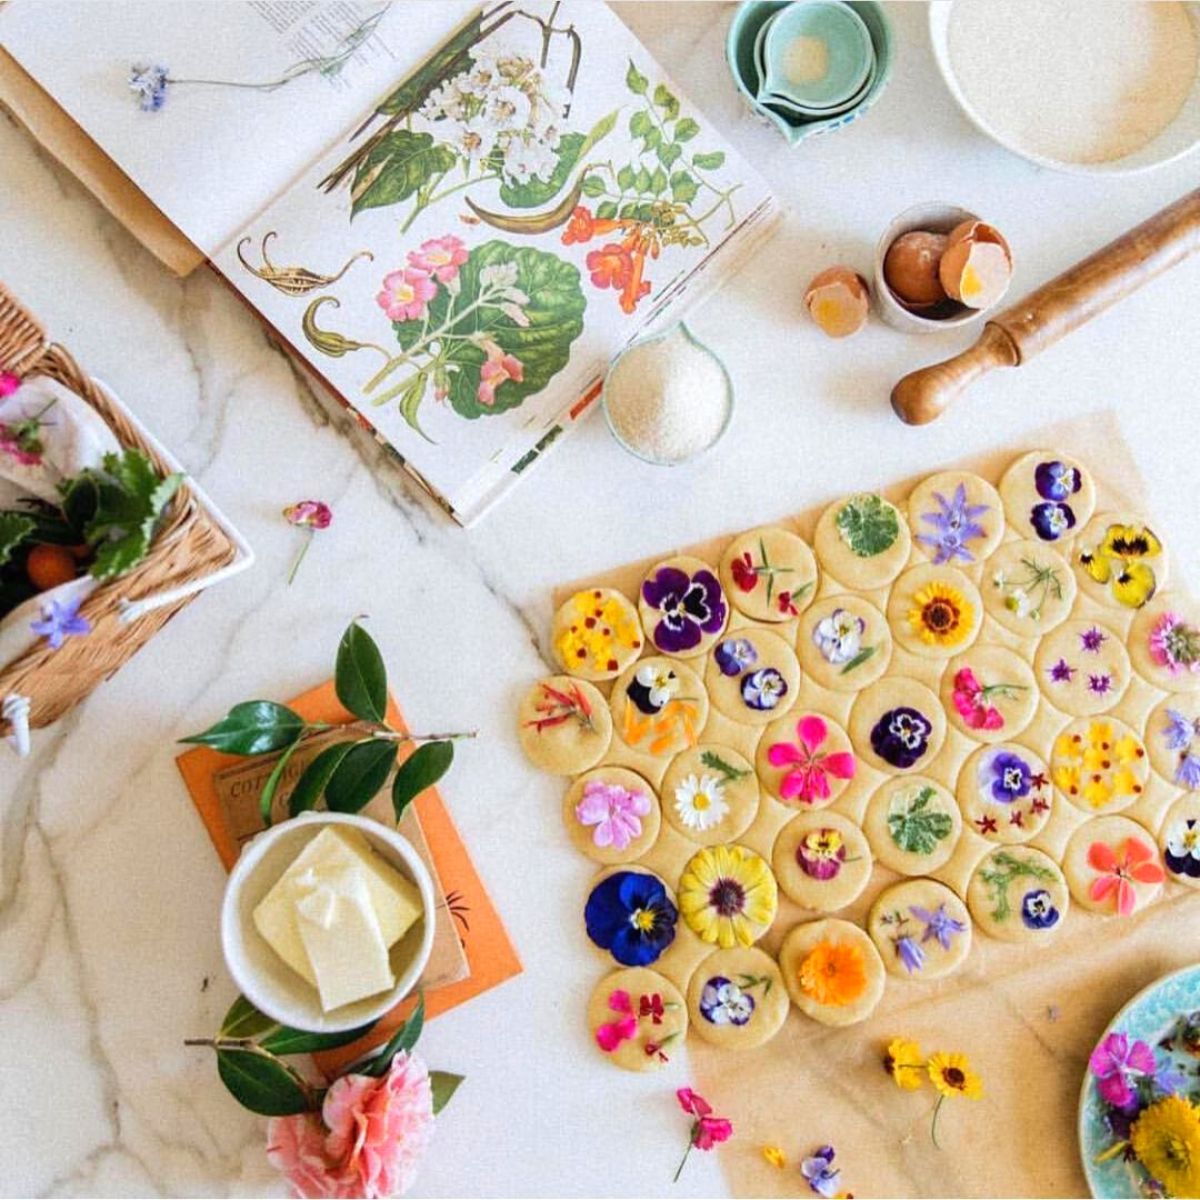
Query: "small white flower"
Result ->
[[479, 262, 519, 289], [500, 287, 529, 305], [448, 116, 495, 165], [503, 134, 556, 184], [485, 85, 531, 132], [991, 570, 1007, 590], [635, 662, 677, 709], [1004, 587, 1031, 618], [673, 772, 729, 832]]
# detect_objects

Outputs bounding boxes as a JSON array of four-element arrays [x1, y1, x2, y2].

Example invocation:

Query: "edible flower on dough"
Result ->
[[678, 844, 777, 948], [584, 871, 677, 966], [908, 580, 974, 648], [1079, 522, 1162, 609], [798, 939, 867, 1007], [575, 779, 651, 851], [767, 715, 856, 804], [1087, 837, 1165, 916]]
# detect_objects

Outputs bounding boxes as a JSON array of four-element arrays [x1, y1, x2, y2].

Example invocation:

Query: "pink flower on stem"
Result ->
[[595, 989, 638, 1052], [282, 500, 332, 585], [767, 715, 856, 804], [1089, 1031, 1157, 1110], [951, 667, 1004, 731], [0, 371, 20, 398], [1087, 837, 1165, 916], [476, 340, 523, 408], [266, 1050, 435, 1199], [674, 1088, 732, 1182], [376, 268, 438, 322], [575, 779, 650, 851], [407, 235, 468, 283]]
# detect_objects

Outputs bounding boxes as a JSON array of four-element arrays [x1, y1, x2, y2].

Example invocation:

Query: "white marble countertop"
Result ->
[[2, 2, 1199, 1196]]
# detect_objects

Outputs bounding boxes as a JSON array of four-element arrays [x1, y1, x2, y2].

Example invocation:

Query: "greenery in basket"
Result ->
[[180, 620, 473, 827]]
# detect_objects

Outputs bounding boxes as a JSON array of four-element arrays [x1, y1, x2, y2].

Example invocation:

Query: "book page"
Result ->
[[0, 0, 474, 255], [208, 0, 777, 519]]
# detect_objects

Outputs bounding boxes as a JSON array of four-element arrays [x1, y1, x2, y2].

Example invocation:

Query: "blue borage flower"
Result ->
[[910, 903, 966, 950], [584, 870, 677, 967], [917, 483, 989, 565], [30, 594, 91, 650]]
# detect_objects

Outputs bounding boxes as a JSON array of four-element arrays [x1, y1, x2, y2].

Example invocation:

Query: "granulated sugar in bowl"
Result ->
[[601, 322, 734, 465]]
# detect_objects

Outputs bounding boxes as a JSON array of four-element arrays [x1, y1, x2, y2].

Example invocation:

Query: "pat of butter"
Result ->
[[295, 863, 394, 1012], [253, 826, 423, 1004]]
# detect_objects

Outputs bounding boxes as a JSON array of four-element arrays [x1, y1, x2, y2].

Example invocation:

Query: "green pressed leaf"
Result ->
[[350, 130, 457, 218], [653, 83, 680, 118], [289, 740, 356, 817], [219, 994, 277, 1041], [430, 1070, 465, 1114], [699, 750, 750, 782], [392, 741, 454, 819], [260, 1020, 378, 1056], [375, 12, 483, 117], [335, 621, 388, 722], [633, 166, 652, 193], [361, 993, 425, 1077], [325, 739, 396, 813], [260, 737, 304, 828], [835, 494, 900, 558], [692, 150, 726, 170], [670, 170, 699, 204], [642, 127, 662, 152], [0, 512, 35, 570], [179, 702, 305, 756], [887, 787, 954, 855], [656, 140, 682, 169], [840, 644, 878, 675], [581, 174, 606, 198], [216, 1048, 310, 1116], [673, 116, 700, 142], [628, 109, 651, 138], [625, 60, 649, 95]]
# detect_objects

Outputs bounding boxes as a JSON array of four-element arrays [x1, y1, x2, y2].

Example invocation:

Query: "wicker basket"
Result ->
[[0, 283, 252, 750]]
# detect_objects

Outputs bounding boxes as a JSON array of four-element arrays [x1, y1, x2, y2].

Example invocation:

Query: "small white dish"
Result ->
[[220, 811, 435, 1033]]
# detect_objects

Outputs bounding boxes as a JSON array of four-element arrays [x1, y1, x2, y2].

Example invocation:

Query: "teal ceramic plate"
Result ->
[[1078, 963, 1200, 1198]]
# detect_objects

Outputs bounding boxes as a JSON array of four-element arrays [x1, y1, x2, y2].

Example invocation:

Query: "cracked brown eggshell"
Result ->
[[804, 267, 871, 338], [938, 220, 1013, 310], [882, 230, 949, 309]]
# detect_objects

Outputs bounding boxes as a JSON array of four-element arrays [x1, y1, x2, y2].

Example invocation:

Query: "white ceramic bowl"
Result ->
[[220, 811, 435, 1033], [929, 0, 1200, 176]]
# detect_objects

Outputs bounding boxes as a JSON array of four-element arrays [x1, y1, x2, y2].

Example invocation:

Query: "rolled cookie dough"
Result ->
[[982, 538, 1077, 635], [1128, 595, 1200, 695], [772, 810, 873, 911], [1072, 511, 1168, 612], [1062, 814, 1165, 917], [610, 657, 709, 760], [587, 967, 688, 1072], [999, 450, 1095, 546], [797, 593, 892, 692], [704, 628, 800, 726], [1145, 696, 1200, 792], [756, 712, 857, 808], [1159, 794, 1200, 890], [887, 563, 983, 661], [517, 675, 612, 775], [638, 555, 729, 659], [849, 677, 947, 774], [863, 775, 961, 873], [1050, 715, 1148, 816], [661, 744, 759, 845], [813, 492, 911, 590], [867, 879, 972, 981], [1034, 619, 1130, 716], [563, 767, 661, 864], [966, 846, 1069, 943], [940, 645, 1038, 744], [552, 587, 644, 680], [957, 744, 1054, 845], [778, 918, 886, 1026], [907, 470, 1004, 567], [686, 946, 789, 1050], [719, 526, 818, 623]]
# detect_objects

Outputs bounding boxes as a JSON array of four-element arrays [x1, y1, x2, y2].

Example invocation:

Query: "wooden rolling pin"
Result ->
[[891, 186, 1200, 425]]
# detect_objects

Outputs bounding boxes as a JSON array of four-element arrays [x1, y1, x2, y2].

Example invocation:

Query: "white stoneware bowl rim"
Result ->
[[928, 0, 1200, 177], [220, 810, 436, 1033]]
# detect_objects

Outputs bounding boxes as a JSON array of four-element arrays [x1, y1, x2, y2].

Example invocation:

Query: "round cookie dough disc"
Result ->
[[1050, 715, 1149, 816], [661, 744, 759, 845], [941, 645, 1038, 743], [757, 712, 857, 808], [999, 450, 1096, 546], [797, 594, 892, 692], [778, 918, 886, 1026], [551, 587, 644, 681], [564, 768, 661, 864], [587, 967, 688, 1072], [638, 555, 729, 659], [704, 628, 800, 726], [585, 867, 679, 967], [1129, 595, 1200, 695], [863, 776, 961, 873], [867, 879, 972, 981], [982, 538, 1077, 635], [1145, 697, 1200, 792], [1072, 511, 1169, 613], [907, 470, 1005, 567], [687, 946, 789, 1050], [813, 493, 911, 591], [518, 676, 612, 775], [678, 844, 778, 948], [1159, 794, 1200, 889], [610, 657, 709, 760], [1034, 620, 1130, 717], [719, 526, 818, 623], [1063, 815, 1165, 916], [957, 744, 1054, 845], [772, 811, 873, 911], [849, 677, 946, 774], [966, 846, 1069, 943], [887, 563, 983, 661]]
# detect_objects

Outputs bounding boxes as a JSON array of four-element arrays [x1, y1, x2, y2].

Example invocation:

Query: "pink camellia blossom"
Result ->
[[407, 235, 468, 283], [476, 340, 523, 407], [575, 779, 650, 851], [376, 268, 438, 323], [283, 500, 333, 530], [266, 1051, 435, 1200], [767, 715, 856, 804]]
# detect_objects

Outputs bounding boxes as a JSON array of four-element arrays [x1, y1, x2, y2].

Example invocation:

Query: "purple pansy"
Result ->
[[870, 707, 933, 769], [30, 595, 91, 650], [1035, 460, 1082, 502], [800, 1146, 841, 1199], [1164, 816, 1200, 877], [1080, 626, 1107, 653], [986, 750, 1032, 803], [1162, 710, 1200, 789], [895, 935, 925, 974], [741, 667, 788, 711], [1087, 672, 1113, 696], [916, 483, 989, 565], [1030, 500, 1076, 542], [641, 566, 726, 654], [698, 976, 755, 1026], [1089, 1031, 1156, 1111], [1021, 888, 1059, 930], [1048, 657, 1076, 684], [714, 637, 756, 677], [910, 903, 966, 950]]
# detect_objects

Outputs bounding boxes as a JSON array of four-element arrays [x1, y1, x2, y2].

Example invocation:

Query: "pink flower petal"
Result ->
[[1090, 874, 1119, 905], [1122, 837, 1154, 867], [609, 989, 633, 1014], [1127, 1040, 1157, 1075], [796, 715, 828, 754], [1088, 841, 1119, 873], [1116, 878, 1137, 917], [767, 741, 803, 767], [822, 751, 856, 780], [1097, 1073, 1134, 1109]]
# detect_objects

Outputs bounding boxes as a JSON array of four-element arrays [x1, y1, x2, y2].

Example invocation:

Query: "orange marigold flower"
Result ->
[[798, 939, 867, 1007]]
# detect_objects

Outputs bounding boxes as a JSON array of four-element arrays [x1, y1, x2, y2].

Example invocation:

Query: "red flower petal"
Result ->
[[822, 751, 856, 780], [1088, 841, 1119, 873], [796, 715, 828, 754]]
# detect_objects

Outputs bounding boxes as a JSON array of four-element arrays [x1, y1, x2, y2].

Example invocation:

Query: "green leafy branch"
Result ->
[[699, 750, 750, 782], [186, 992, 463, 1118], [180, 620, 473, 827], [979, 851, 1055, 922]]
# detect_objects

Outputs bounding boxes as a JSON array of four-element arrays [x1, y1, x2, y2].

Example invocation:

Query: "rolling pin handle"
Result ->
[[890, 323, 1019, 425]]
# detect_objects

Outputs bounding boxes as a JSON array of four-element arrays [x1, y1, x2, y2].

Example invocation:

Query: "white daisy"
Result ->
[[674, 772, 729, 832]]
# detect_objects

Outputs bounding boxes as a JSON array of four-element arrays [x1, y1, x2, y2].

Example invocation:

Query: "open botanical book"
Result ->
[[0, 1, 779, 523]]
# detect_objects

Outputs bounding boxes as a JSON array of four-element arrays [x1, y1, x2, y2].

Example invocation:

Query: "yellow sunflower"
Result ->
[[1131, 1094, 1200, 1198], [678, 843, 777, 948], [884, 1037, 926, 1090], [908, 581, 974, 648], [927, 1050, 983, 1100], [1080, 523, 1162, 609]]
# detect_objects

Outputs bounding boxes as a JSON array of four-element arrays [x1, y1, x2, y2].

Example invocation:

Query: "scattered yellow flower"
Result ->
[[761, 1145, 786, 1169], [884, 1037, 925, 1090], [927, 1051, 983, 1100], [1131, 1094, 1200, 1199]]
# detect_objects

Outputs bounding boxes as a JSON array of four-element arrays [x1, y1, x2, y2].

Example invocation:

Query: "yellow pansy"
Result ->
[[1088, 722, 1114, 750], [1055, 731, 1085, 762], [1112, 767, 1141, 798], [1080, 523, 1162, 609], [1083, 774, 1113, 809], [1114, 733, 1144, 764], [908, 581, 975, 648], [1053, 763, 1081, 796], [678, 843, 778, 948]]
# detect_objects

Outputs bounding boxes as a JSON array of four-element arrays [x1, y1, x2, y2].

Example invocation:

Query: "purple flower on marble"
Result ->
[[916, 483, 989, 565], [1031, 501, 1076, 542], [1048, 657, 1076, 684], [30, 594, 91, 650], [714, 637, 756, 677], [1035, 460, 1082, 502], [1088, 672, 1113, 696], [895, 935, 925, 975], [1080, 626, 1107, 653], [641, 566, 726, 654], [910, 903, 966, 950]]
